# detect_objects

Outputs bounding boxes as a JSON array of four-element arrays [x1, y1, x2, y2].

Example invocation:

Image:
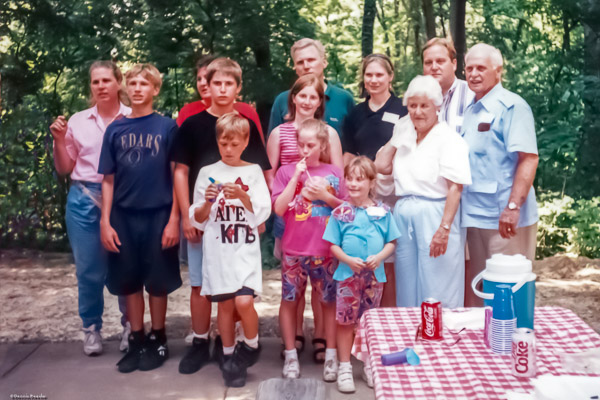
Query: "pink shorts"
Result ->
[[336, 270, 383, 325]]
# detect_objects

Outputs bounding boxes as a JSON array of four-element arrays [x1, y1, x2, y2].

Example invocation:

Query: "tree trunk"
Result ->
[[577, 0, 600, 195], [362, 0, 377, 57], [422, 0, 436, 39], [450, 0, 466, 78]]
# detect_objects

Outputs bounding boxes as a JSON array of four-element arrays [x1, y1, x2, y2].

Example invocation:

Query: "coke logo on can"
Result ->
[[421, 298, 443, 340], [511, 328, 536, 378]]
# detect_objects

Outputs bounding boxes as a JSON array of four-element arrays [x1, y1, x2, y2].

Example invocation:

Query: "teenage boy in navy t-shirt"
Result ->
[[98, 63, 182, 373], [172, 57, 270, 375]]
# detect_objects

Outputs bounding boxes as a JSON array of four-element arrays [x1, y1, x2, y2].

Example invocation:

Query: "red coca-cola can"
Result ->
[[421, 298, 443, 340], [511, 328, 536, 378]]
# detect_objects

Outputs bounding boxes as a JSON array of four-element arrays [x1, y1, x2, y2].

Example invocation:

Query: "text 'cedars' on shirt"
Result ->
[[98, 113, 177, 209]]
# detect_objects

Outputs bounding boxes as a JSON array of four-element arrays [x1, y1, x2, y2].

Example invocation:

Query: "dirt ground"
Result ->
[[1, 249, 599, 343]]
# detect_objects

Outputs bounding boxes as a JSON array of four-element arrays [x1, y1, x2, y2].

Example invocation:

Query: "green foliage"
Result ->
[[0, 98, 69, 250], [1, 0, 314, 250], [1, 0, 596, 259], [537, 193, 600, 258]]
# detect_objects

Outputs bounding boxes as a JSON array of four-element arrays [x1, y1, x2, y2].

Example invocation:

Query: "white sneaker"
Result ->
[[337, 363, 355, 393], [323, 357, 338, 382], [362, 363, 374, 388], [119, 322, 131, 352], [82, 324, 102, 356], [282, 357, 300, 379]]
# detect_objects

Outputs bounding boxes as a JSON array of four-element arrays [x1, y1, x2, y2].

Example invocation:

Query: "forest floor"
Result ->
[[1, 249, 599, 343]]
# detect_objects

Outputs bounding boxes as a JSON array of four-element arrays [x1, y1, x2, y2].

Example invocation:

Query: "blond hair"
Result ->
[[125, 63, 162, 90], [291, 38, 326, 62], [297, 119, 330, 163], [206, 57, 242, 86], [422, 37, 457, 61], [216, 112, 250, 140], [88, 60, 129, 106], [344, 156, 378, 199]]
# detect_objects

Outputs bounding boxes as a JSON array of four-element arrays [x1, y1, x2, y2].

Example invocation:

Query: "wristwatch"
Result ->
[[507, 201, 520, 210], [440, 223, 450, 230]]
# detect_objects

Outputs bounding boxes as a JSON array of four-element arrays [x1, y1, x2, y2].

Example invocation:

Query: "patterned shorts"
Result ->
[[281, 254, 337, 304], [336, 270, 384, 325]]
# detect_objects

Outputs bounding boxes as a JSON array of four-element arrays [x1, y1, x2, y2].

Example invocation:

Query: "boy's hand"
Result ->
[[182, 218, 202, 243], [365, 254, 382, 270], [347, 257, 366, 274], [49, 116, 68, 141], [100, 221, 121, 253], [293, 158, 307, 178], [205, 183, 220, 202], [161, 219, 179, 249], [222, 183, 246, 200]]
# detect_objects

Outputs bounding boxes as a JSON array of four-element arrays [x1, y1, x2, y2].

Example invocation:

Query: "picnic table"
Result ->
[[352, 306, 600, 399]]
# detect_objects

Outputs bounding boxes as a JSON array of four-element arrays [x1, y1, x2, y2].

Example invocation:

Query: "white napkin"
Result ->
[[505, 374, 600, 400], [443, 308, 486, 331], [559, 347, 600, 374]]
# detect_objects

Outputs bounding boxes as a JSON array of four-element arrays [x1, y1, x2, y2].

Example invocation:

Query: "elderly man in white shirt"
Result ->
[[375, 75, 472, 309]]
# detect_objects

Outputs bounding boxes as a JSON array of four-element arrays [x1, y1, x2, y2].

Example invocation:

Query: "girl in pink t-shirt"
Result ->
[[265, 73, 344, 364], [272, 119, 346, 381]]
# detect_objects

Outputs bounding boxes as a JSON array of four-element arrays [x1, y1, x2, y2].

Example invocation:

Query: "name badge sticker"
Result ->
[[382, 112, 400, 124]]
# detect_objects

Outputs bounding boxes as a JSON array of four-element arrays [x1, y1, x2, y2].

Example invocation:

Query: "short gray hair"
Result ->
[[465, 43, 503, 68], [402, 75, 443, 107]]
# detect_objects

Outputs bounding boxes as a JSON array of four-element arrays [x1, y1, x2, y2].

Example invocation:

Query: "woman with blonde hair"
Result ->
[[50, 60, 130, 356]]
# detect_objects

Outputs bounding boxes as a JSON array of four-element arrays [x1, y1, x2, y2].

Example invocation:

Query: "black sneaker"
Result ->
[[212, 335, 224, 367], [117, 333, 144, 373], [178, 337, 211, 374], [222, 341, 262, 388], [138, 332, 169, 371]]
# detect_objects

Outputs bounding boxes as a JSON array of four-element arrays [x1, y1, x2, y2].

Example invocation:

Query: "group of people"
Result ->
[[49, 36, 539, 393]]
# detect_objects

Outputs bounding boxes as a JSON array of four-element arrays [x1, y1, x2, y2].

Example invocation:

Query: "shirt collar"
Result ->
[[445, 78, 459, 98], [324, 79, 332, 101], [365, 92, 396, 111], [87, 103, 131, 120], [477, 82, 503, 111]]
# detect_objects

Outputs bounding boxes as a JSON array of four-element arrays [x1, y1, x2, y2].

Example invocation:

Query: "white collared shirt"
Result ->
[[391, 120, 472, 198], [439, 78, 474, 134]]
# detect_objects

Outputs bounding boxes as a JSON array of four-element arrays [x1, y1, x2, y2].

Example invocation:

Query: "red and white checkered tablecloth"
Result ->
[[352, 306, 600, 399]]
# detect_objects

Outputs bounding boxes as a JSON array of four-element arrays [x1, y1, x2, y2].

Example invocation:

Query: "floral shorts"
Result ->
[[281, 254, 337, 304], [336, 270, 384, 325]]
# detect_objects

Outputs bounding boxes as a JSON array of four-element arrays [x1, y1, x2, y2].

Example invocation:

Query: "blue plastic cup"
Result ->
[[492, 284, 516, 320], [381, 348, 421, 366]]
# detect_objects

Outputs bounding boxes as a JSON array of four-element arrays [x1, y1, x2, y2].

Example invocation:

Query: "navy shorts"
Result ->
[[107, 205, 182, 297], [209, 287, 255, 303]]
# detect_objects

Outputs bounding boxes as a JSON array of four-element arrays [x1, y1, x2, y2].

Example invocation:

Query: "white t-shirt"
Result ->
[[189, 161, 271, 296], [391, 118, 472, 198]]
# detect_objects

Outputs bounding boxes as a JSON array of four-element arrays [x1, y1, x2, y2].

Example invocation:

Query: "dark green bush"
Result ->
[[537, 192, 600, 258]]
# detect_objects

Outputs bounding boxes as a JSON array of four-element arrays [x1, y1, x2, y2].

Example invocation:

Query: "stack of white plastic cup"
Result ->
[[490, 284, 516, 355]]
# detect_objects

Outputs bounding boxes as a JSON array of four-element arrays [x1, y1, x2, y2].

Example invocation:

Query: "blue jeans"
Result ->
[[65, 182, 127, 329]]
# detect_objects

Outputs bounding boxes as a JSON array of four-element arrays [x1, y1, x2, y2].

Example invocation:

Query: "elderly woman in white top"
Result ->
[[375, 75, 471, 308]]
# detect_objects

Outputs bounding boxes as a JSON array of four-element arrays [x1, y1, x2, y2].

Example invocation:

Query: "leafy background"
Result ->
[[1, 0, 599, 259]]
